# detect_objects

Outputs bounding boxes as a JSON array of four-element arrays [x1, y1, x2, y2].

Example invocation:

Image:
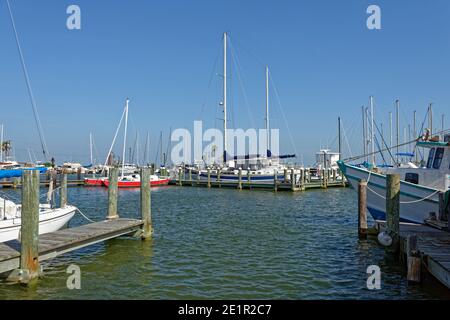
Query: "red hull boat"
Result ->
[[102, 176, 170, 188], [84, 177, 106, 186]]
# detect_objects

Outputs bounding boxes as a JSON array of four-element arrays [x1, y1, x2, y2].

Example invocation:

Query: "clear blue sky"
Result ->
[[1, 0, 449, 165]]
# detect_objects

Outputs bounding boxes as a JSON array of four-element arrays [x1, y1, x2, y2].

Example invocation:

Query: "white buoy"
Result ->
[[377, 231, 393, 247]]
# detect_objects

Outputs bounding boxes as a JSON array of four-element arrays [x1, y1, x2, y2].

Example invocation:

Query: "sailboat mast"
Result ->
[[396, 100, 400, 166], [370, 96, 375, 166], [0, 124, 3, 162], [121, 98, 129, 179], [265, 66, 270, 156], [89, 132, 93, 165], [389, 112, 393, 165], [361, 106, 366, 163], [223, 32, 228, 164]]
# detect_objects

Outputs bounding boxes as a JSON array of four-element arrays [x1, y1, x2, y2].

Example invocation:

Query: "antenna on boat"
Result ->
[[223, 32, 228, 164], [428, 103, 433, 136], [121, 98, 129, 179]]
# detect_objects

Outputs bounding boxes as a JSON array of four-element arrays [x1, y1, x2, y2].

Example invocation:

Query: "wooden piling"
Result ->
[[284, 169, 288, 183], [107, 167, 119, 219], [358, 180, 368, 239], [189, 168, 193, 186], [77, 167, 82, 181], [290, 168, 295, 191], [217, 168, 221, 188], [60, 173, 67, 207], [386, 174, 400, 252], [8, 170, 41, 283], [178, 168, 182, 186], [51, 169, 57, 189], [406, 235, 421, 282], [247, 169, 251, 189], [140, 168, 152, 239], [238, 168, 242, 190], [273, 169, 278, 192], [207, 167, 211, 188]]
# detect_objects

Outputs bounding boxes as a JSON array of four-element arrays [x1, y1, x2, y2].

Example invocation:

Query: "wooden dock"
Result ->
[[375, 221, 450, 288], [0, 179, 85, 188], [0, 218, 143, 275], [169, 178, 347, 191], [0, 167, 152, 284], [172, 167, 348, 192], [357, 174, 450, 289]]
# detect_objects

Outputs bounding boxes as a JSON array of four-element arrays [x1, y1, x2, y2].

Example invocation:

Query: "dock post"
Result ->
[[386, 173, 400, 252], [178, 168, 182, 186], [196, 168, 200, 186], [406, 235, 421, 282], [51, 169, 57, 189], [358, 180, 368, 239], [189, 168, 193, 186], [77, 167, 82, 181], [207, 167, 211, 188], [284, 169, 288, 183], [238, 168, 242, 190], [247, 169, 251, 189], [107, 167, 119, 219], [332, 169, 337, 182], [140, 168, 152, 239], [301, 169, 306, 190], [291, 168, 295, 191], [217, 168, 221, 188], [307, 168, 311, 183], [273, 169, 278, 192], [8, 170, 41, 283], [60, 173, 68, 207]]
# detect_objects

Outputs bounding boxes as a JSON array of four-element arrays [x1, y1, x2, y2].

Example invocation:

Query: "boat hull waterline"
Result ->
[[338, 161, 440, 224]]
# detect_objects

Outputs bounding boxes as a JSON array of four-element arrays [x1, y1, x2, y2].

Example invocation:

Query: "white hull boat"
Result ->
[[338, 138, 450, 224], [0, 199, 76, 243]]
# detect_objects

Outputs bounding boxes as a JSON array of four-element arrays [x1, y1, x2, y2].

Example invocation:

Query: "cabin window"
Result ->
[[405, 173, 419, 184], [426, 148, 435, 169], [433, 148, 444, 169]]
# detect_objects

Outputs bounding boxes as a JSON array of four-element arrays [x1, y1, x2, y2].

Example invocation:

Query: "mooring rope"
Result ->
[[75, 208, 96, 223]]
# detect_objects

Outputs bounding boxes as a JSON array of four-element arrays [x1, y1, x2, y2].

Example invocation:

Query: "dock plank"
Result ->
[[0, 218, 143, 275]]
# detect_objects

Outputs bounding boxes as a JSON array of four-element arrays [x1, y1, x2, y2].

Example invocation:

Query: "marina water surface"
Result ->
[[0, 186, 449, 299]]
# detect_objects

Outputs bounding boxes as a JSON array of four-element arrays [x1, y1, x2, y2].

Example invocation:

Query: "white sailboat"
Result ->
[[188, 33, 295, 182]]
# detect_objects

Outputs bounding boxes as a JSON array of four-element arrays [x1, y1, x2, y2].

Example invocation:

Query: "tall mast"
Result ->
[[413, 110, 417, 164], [442, 114, 445, 140], [396, 100, 400, 166], [0, 124, 3, 162], [362, 106, 366, 163], [89, 132, 93, 165], [265, 66, 270, 156], [370, 96, 375, 166], [121, 98, 129, 179], [338, 117, 341, 161], [223, 32, 227, 164], [159, 131, 163, 166], [389, 112, 392, 165], [429, 103, 433, 136]]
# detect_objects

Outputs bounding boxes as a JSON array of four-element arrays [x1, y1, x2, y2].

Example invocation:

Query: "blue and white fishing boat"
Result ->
[[338, 136, 450, 224]]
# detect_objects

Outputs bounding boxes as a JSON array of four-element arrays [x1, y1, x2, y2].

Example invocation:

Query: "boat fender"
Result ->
[[377, 231, 392, 247]]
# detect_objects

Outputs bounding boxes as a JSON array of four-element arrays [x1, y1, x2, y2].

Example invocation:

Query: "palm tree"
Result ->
[[1, 140, 12, 160]]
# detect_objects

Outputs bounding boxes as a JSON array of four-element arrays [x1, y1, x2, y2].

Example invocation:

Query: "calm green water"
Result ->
[[1, 185, 449, 299]]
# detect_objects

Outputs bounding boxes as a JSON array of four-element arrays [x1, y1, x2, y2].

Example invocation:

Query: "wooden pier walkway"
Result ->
[[0, 218, 143, 274], [0, 167, 153, 284], [375, 222, 450, 288]]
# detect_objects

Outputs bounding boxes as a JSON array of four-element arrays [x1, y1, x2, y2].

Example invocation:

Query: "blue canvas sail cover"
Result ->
[[0, 167, 47, 179]]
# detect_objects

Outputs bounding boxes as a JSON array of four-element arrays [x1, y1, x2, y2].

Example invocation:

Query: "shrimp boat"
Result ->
[[0, 169, 77, 243], [338, 134, 450, 224], [102, 174, 170, 188]]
